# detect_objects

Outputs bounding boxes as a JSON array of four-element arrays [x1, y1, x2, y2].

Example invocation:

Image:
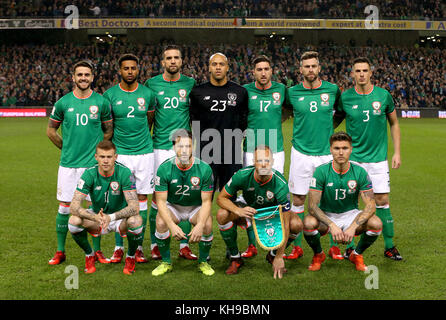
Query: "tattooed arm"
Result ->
[[113, 190, 139, 220], [46, 118, 63, 149], [99, 189, 139, 230], [70, 190, 100, 223], [308, 189, 344, 243], [344, 189, 376, 243], [102, 120, 114, 141]]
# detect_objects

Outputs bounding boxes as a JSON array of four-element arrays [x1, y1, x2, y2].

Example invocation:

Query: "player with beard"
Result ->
[[102, 54, 157, 264], [145, 45, 197, 261], [151, 129, 215, 276], [239, 55, 289, 259], [47, 60, 113, 265], [284, 51, 345, 261]]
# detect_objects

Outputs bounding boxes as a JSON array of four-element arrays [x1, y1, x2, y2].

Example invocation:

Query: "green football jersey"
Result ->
[[223, 166, 291, 211], [154, 156, 213, 206], [76, 162, 136, 215], [243, 81, 286, 153], [338, 86, 395, 163], [310, 161, 373, 214], [286, 80, 341, 156], [50, 91, 112, 168], [103, 83, 156, 155], [144, 74, 196, 150]]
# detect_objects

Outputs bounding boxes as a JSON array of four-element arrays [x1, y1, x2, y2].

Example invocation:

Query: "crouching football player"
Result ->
[[304, 131, 382, 272], [151, 129, 215, 276], [217, 145, 303, 279], [69, 140, 142, 275]]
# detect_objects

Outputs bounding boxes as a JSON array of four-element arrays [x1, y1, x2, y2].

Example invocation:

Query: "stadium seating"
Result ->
[[0, 41, 444, 109], [0, 0, 444, 20]]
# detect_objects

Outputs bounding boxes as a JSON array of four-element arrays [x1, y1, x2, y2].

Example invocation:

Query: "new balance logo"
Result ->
[[352, 105, 358, 109], [204, 96, 210, 100], [251, 96, 257, 100], [95, 186, 102, 190], [158, 91, 164, 95], [327, 182, 333, 186], [299, 97, 305, 101], [68, 108, 74, 112], [117, 101, 122, 105]]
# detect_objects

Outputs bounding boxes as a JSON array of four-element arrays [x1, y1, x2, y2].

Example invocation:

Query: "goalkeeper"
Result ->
[[216, 145, 302, 279]]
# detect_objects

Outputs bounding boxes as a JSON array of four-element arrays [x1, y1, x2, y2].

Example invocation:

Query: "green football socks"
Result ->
[[56, 206, 70, 252], [198, 233, 213, 263], [376, 206, 394, 250], [71, 228, 93, 255], [155, 230, 172, 263], [219, 222, 239, 257], [304, 229, 322, 254]]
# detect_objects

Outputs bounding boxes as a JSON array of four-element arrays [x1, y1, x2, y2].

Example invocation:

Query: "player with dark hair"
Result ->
[[304, 131, 382, 271], [101, 53, 157, 264], [238, 55, 289, 259], [47, 60, 113, 265], [284, 51, 344, 261], [145, 45, 198, 261], [334, 57, 402, 260], [69, 140, 142, 274], [151, 129, 215, 276]]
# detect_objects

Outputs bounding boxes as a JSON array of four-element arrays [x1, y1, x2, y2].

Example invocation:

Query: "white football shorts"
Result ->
[[288, 146, 332, 195], [57, 166, 91, 202], [354, 160, 390, 194], [326, 209, 362, 231], [154, 149, 176, 175], [117, 153, 154, 195], [166, 202, 201, 223]]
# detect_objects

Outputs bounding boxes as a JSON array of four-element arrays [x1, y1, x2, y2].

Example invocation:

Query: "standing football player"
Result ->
[[102, 53, 157, 264], [284, 51, 344, 260], [334, 57, 402, 260], [239, 55, 289, 259], [47, 60, 113, 265], [145, 45, 197, 261]]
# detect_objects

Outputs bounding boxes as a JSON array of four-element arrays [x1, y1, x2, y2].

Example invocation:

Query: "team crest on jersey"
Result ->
[[191, 176, 201, 190], [266, 190, 275, 201], [372, 101, 382, 115], [110, 181, 120, 195], [347, 180, 357, 194], [178, 89, 187, 102], [228, 93, 237, 106], [320, 93, 330, 106], [272, 92, 281, 105], [89, 105, 99, 119], [137, 97, 146, 110]]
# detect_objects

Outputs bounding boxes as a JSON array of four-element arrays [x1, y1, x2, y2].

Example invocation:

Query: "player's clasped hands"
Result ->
[[329, 223, 354, 244], [98, 208, 110, 230]]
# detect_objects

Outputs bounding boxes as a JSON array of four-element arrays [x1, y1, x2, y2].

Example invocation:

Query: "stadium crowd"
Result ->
[[1, 0, 444, 20], [0, 41, 444, 109]]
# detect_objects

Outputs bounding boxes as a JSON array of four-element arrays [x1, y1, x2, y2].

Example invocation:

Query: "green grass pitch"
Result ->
[[0, 117, 445, 300]]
